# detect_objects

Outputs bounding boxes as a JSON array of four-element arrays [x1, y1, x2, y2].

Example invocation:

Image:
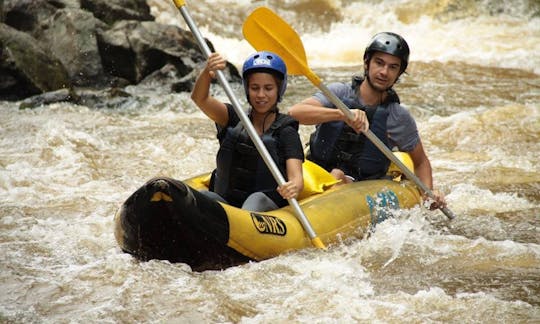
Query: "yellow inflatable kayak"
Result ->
[[114, 155, 421, 271]]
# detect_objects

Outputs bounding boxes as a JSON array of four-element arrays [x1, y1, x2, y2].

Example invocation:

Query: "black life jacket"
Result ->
[[308, 76, 400, 180], [212, 112, 298, 207]]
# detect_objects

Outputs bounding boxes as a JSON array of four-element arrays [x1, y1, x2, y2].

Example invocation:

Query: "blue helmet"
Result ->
[[242, 51, 287, 102]]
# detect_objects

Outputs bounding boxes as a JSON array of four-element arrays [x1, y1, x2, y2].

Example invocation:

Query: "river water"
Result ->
[[1, 0, 539, 323]]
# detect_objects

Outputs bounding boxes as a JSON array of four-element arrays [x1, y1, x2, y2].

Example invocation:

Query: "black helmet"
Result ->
[[363, 32, 410, 73]]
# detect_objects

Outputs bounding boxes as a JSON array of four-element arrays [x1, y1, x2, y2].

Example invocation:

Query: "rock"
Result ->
[[18, 86, 135, 109], [80, 0, 153, 25], [3, 0, 59, 35], [35, 8, 110, 87], [171, 80, 193, 93], [0, 0, 241, 102], [97, 20, 208, 84], [0, 23, 71, 100], [72, 87, 136, 109], [18, 88, 75, 109]]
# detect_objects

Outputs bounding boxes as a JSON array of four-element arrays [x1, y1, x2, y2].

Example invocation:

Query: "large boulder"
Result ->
[[3, 0, 72, 35], [35, 8, 109, 86], [0, 23, 71, 100], [0, 0, 241, 103], [98, 20, 207, 84], [80, 0, 153, 25]]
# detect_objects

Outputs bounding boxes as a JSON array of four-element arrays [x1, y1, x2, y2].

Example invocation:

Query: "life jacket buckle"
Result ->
[[337, 151, 352, 162]]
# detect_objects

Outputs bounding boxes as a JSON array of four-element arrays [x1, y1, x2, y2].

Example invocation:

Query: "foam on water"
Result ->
[[1, 1, 539, 321], [148, 0, 540, 74], [448, 183, 536, 213]]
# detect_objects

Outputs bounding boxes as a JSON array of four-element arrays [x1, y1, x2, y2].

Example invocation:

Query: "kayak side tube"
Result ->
[[213, 178, 421, 260], [114, 161, 421, 270]]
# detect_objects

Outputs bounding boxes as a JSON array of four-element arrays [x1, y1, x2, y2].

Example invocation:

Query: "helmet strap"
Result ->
[[262, 108, 277, 133], [248, 105, 278, 134]]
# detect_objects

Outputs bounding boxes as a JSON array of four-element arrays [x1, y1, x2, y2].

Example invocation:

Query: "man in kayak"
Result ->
[[288, 32, 446, 210], [191, 51, 304, 211]]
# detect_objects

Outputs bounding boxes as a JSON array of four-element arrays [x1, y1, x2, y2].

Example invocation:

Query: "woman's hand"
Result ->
[[277, 180, 299, 200], [205, 52, 227, 78]]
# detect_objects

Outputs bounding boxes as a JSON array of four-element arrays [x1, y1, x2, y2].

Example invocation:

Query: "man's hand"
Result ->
[[345, 109, 369, 133], [423, 189, 447, 210]]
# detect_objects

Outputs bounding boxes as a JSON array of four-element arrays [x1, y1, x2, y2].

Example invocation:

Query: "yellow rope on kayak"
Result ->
[[150, 192, 173, 202]]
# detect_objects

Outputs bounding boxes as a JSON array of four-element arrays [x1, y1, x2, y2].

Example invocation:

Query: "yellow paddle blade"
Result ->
[[243, 7, 306, 75], [243, 7, 322, 85]]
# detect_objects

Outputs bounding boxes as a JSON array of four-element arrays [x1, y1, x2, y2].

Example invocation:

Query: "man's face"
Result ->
[[366, 52, 402, 91]]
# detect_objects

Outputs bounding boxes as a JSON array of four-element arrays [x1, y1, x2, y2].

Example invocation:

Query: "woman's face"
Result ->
[[246, 72, 279, 113]]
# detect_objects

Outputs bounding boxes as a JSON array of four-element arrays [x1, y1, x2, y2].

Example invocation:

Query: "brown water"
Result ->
[[1, 0, 539, 323]]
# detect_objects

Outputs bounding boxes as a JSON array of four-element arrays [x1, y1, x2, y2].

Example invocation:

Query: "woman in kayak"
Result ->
[[191, 51, 304, 212]]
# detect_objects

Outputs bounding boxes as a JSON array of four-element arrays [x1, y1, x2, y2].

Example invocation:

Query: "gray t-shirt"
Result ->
[[313, 82, 419, 152]]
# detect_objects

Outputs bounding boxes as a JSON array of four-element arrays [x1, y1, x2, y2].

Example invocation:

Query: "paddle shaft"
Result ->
[[172, 1, 326, 247]]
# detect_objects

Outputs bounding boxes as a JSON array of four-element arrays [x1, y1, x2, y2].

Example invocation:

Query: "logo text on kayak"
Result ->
[[367, 190, 400, 226], [251, 213, 287, 236]]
